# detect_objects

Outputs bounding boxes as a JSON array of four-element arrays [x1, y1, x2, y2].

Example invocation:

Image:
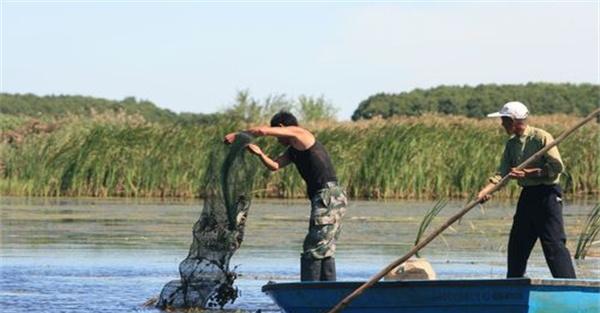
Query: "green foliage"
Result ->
[[352, 83, 600, 120], [575, 203, 600, 260], [0, 91, 339, 126], [1, 115, 597, 199], [226, 90, 265, 124], [0, 93, 221, 124], [0, 114, 27, 131], [297, 95, 337, 122], [0, 116, 240, 197], [414, 199, 447, 257], [225, 90, 338, 124]]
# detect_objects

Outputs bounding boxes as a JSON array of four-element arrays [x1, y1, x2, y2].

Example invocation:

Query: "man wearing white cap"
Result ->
[[477, 101, 576, 278]]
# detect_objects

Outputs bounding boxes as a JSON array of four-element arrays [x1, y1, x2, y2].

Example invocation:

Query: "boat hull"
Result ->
[[261, 278, 600, 313]]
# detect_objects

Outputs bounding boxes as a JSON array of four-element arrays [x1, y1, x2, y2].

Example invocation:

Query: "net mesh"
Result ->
[[156, 132, 259, 309]]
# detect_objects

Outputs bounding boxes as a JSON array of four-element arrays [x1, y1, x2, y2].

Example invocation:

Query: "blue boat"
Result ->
[[262, 278, 600, 313]]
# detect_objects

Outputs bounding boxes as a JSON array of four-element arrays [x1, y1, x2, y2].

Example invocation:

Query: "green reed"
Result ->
[[575, 203, 600, 260], [414, 199, 448, 257], [1, 115, 598, 199]]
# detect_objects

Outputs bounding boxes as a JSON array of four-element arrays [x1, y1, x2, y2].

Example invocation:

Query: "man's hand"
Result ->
[[246, 144, 263, 156], [477, 182, 496, 203], [508, 168, 526, 179], [509, 167, 542, 179], [224, 132, 236, 144], [477, 191, 492, 203]]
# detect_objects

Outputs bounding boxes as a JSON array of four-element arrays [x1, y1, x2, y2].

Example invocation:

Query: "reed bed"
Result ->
[[1, 114, 598, 199], [0, 114, 28, 131]]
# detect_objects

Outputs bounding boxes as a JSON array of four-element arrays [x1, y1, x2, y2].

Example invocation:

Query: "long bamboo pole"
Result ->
[[326, 108, 600, 313]]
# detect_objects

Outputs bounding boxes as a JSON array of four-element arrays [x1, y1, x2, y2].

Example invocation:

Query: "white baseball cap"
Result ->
[[487, 101, 529, 119]]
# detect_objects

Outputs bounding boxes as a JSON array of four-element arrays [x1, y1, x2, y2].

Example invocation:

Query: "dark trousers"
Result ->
[[507, 184, 576, 278]]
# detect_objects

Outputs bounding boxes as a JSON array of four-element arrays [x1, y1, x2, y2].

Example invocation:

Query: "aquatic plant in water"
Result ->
[[414, 199, 447, 258], [156, 132, 259, 309], [575, 203, 600, 260]]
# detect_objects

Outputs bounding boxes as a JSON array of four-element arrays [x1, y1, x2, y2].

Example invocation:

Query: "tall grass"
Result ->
[[575, 203, 600, 260], [1, 114, 598, 199], [414, 199, 448, 257], [0, 113, 28, 131]]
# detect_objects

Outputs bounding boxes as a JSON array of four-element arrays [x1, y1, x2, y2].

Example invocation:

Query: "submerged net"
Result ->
[[156, 132, 259, 309]]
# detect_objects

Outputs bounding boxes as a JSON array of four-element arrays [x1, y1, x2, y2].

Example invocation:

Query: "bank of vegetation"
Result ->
[[2, 85, 598, 199], [1, 112, 597, 199]]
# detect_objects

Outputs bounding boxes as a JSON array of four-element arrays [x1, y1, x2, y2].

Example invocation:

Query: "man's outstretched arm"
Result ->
[[225, 126, 314, 149], [246, 144, 291, 172], [246, 126, 302, 137]]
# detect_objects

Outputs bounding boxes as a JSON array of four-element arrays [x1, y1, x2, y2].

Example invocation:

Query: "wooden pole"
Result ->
[[326, 108, 600, 313]]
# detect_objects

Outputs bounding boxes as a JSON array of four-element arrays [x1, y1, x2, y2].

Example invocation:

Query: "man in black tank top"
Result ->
[[224, 111, 347, 282]]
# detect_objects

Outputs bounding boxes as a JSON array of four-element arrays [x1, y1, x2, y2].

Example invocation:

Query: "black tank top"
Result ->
[[287, 140, 337, 199]]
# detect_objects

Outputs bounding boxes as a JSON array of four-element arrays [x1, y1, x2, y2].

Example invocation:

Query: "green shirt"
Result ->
[[489, 126, 563, 187]]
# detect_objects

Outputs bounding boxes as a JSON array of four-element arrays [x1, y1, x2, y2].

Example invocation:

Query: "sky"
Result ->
[[1, 1, 598, 120]]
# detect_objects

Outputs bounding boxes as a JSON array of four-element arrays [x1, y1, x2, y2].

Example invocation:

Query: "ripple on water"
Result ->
[[1, 198, 599, 313]]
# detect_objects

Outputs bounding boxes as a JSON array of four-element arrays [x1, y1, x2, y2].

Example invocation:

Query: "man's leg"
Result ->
[[302, 216, 338, 281], [535, 186, 576, 278], [507, 189, 538, 278], [300, 255, 321, 281], [302, 187, 347, 281], [301, 203, 329, 281], [320, 257, 336, 281]]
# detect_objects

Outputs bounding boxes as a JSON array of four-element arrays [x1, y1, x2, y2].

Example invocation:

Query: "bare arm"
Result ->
[[477, 182, 497, 203], [246, 144, 291, 171], [225, 126, 314, 150], [247, 126, 315, 150]]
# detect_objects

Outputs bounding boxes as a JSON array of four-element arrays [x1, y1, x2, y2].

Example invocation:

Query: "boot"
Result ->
[[300, 257, 321, 281], [320, 257, 336, 281]]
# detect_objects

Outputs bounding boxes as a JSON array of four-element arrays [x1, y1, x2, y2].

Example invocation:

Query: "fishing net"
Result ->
[[156, 132, 259, 309]]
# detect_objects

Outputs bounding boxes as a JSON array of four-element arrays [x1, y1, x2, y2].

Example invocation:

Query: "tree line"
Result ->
[[0, 91, 337, 125], [2, 83, 598, 124], [351, 83, 599, 120], [0, 93, 213, 124]]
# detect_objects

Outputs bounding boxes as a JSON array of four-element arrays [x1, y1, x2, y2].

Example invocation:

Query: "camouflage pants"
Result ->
[[302, 184, 348, 260]]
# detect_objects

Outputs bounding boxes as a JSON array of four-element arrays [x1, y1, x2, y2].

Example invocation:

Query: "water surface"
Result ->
[[1, 197, 598, 312]]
